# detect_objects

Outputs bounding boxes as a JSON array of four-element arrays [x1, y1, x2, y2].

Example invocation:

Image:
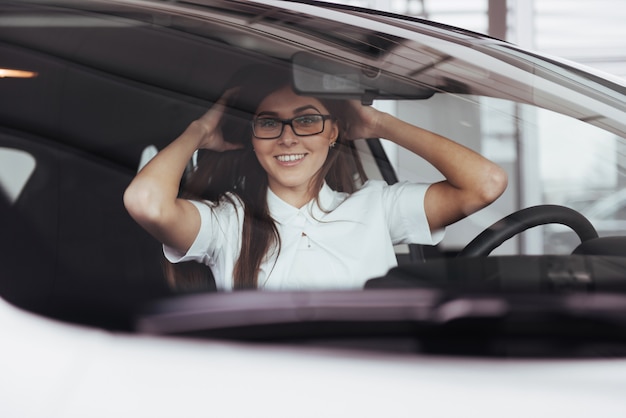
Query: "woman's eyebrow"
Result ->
[[256, 105, 322, 118], [293, 105, 321, 114], [256, 110, 279, 118]]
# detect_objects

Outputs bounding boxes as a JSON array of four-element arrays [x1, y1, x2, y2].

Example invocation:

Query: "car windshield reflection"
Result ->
[[0, 0, 625, 360]]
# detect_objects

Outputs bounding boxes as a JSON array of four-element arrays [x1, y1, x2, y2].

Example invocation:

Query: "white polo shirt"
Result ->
[[164, 180, 443, 290]]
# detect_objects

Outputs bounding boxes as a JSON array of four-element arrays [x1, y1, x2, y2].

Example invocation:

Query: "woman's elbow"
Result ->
[[123, 182, 167, 226], [478, 164, 508, 206]]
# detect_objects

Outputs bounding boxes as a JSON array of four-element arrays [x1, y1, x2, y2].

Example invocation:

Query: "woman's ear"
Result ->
[[329, 121, 339, 143]]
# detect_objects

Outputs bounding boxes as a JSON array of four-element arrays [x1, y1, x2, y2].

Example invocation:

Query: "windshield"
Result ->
[[1, 0, 626, 357]]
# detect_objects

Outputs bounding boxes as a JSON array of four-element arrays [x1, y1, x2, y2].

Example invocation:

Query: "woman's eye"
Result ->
[[258, 119, 279, 128], [295, 115, 319, 126]]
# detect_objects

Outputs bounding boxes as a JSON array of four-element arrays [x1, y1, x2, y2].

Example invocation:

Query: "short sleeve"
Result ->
[[380, 181, 445, 245], [163, 198, 241, 266]]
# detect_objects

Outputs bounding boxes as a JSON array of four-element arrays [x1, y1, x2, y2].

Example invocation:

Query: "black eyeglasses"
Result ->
[[251, 114, 333, 139]]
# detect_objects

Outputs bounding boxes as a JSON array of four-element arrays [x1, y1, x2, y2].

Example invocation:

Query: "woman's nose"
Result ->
[[278, 124, 299, 145]]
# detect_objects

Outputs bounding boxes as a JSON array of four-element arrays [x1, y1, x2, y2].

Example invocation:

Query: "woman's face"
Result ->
[[252, 85, 338, 206]]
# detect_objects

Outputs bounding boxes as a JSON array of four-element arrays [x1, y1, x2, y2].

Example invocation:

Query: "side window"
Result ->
[[385, 93, 625, 256], [0, 147, 36, 205]]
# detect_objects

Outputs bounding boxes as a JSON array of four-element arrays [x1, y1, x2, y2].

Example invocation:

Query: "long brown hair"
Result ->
[[165, 64, 367, 291]]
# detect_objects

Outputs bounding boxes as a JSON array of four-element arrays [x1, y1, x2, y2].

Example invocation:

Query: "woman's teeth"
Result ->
[[276, 154, 305, 162]]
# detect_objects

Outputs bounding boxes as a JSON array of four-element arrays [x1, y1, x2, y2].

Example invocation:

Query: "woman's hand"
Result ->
[[194, 88, 243, 152], [343, 100, 386, 141]]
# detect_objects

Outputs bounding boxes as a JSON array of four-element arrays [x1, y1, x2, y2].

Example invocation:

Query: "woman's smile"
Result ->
[[275, 153, 307, 164]]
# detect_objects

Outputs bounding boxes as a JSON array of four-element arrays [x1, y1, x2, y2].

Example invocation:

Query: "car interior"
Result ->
[[2, 0, 626, 357], [0, 0, 431, 329]]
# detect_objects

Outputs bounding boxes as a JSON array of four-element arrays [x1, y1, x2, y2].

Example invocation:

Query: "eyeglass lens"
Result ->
[[252, 114, 327, 139]]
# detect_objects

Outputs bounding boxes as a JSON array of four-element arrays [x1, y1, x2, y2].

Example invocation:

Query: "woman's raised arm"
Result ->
[[123, 93, 241, 252], [347, 103, 508, 231]]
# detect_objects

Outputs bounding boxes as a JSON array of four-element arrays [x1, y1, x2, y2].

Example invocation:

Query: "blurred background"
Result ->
[[328, 0, 626, 255], [330, 0, 626, 79]]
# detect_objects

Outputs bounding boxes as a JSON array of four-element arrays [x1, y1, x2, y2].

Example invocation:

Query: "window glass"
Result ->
[[1, 0, 625, 334], [0, 147, 35, 204], [386, 91, 625, 255]]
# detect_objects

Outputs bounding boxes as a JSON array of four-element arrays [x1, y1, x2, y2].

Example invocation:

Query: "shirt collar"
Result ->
[[267, 182, 341, 225]]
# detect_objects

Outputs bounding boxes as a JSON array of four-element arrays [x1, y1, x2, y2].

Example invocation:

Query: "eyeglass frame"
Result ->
[[251, 114, 334, 139]]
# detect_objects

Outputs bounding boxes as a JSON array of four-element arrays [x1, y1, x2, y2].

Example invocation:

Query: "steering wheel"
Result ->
[[457, 205, 599, 258]]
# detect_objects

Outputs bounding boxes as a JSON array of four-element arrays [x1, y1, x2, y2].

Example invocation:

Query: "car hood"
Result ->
[[3, 296, 626, 417]]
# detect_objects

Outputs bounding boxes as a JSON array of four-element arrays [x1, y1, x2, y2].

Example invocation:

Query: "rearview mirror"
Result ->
[[292, 52, 435, 105]]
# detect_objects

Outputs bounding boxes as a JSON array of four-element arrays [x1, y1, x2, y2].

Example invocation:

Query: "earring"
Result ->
[[329, 141, 336, 148]]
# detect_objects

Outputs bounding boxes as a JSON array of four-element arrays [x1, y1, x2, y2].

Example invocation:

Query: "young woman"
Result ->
[[124, 65, 507, 291]]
